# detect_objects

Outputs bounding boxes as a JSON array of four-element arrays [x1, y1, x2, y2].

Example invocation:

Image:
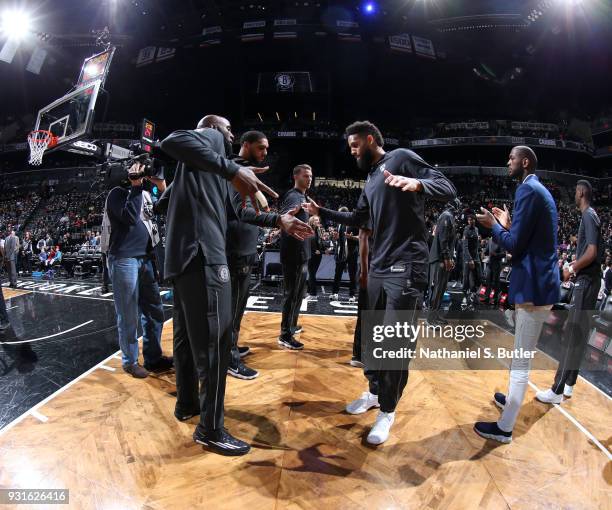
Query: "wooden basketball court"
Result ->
[[0, 309, 610, 509]]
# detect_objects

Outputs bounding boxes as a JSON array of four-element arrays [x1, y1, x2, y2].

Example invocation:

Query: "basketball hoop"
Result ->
[[27, 130, 57, 166]]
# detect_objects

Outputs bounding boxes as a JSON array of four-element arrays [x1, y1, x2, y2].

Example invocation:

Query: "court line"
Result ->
[[0, 320, 94, 345], [30, 410, 48, 423], [485, 318, 611, 401], [0, 317, 173, 436], [527, 381, 612, 461], [244, 310, 357, 319], [99, 365, 116, 372]]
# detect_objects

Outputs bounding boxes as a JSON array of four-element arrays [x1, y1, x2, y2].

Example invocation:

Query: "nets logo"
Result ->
[[275, 73, 295, 92]]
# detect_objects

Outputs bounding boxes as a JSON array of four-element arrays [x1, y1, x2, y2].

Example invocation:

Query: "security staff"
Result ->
[[427, 199, 459, 325], [278, 164, 313, 350], [462, 215, 482, 309], [304, 120, 456, 445], [227, 131, 313, 379], [161, 114, 277, 457]]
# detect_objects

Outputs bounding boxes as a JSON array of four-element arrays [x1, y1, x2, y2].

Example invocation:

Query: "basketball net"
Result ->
[[27, 130, 57, 166]]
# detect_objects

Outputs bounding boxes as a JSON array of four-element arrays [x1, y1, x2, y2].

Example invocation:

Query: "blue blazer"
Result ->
[[492, 174, 559, 305]]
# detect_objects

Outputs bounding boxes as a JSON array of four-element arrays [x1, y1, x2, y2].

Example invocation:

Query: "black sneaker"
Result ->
[[101, 285, 110, 294], [228, 363, 259, 380], [292, 324, 303, 334], [193, 425, 250, 456], [473, 421, 512, 444], [174, 407, 200, 422], [144, 355, 174, 373], [493, 392, 506, 410], [238, 346, 250, 358], [278, 337, 304, 350], [0, 320, 11, 332]]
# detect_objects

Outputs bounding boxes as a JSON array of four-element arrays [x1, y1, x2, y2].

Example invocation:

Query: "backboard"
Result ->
[[34, 79, 102, 153], [77, 47, 115, 87]]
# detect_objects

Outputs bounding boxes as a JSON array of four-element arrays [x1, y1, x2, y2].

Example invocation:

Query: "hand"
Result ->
[[277, 205, 314, 241], [383, 170, 423, 192], [443, 259, 453, 272], [315, 250, 321, 255], [476, 207, 496, 229], [302, 197, 320, 216], [128, 162, 145, 187], [231, 167, 277, 215], [492, 204, 511, 229]]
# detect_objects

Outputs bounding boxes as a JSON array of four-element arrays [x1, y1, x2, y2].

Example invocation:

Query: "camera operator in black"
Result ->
[[160, 114, 278, 457], [462, 215, 482, 308], [278, 164, 313, 350], [485, 237, 505, 304], [303, 121, 456, 445], [331, 209, 359, 302], [427, 199, 459, 325]]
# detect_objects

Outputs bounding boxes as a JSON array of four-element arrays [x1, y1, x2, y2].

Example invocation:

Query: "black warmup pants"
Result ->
[[352, 286, 368, 361], [551, 273, 600, 394], [486, 258, 502, 296], [428, 261, 450, 319], [463, 260, 482, 293], [173, 255, 232, 432], [280, 261, 307, 340], [229, 255, 255, 369], [307, 254, 322, 296], [364, 270, 423, 413], [332, 253, 358, 296]]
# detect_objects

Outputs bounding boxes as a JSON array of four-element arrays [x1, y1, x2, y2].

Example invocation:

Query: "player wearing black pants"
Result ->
[[304, 121, 456, 444], [161, 115, 278, 456], [279, 165, 313, 350], [462, 216, 482, 309], [485, 238, 504, 305], [350, 227, 372, 368], [331, 213, 359, 302], [427, 200, 459, 325], [537, 180, 603, 404]]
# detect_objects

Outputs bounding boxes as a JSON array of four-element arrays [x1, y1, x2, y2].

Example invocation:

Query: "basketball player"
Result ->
[[303, 121, 456, 444]]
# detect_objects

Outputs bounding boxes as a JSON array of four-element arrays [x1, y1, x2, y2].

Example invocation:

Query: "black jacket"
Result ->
[[429, 208, 456, 263], [160, 128, 242, 279], [462, 225, 480, 263], [226, 156, 280, 262], [319, 148, 456, 283], [279, 188, 310, 264]]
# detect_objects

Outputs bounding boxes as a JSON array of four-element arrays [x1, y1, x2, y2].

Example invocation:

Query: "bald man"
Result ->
[[161, 114, 276, 456]]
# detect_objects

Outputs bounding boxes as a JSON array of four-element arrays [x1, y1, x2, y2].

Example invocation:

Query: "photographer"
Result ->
[[102, 161, 173, 379]]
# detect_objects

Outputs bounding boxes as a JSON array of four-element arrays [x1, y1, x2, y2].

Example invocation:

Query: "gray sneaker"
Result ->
[[123, 363, 148, 379]]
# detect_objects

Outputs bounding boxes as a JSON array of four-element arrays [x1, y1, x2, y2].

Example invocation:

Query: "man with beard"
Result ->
[[427, 199, 460, 325], [161, 115, 278, 456], [278, 164, 313, 350], [476, 145, 559, 443], [303, 120, 456, 444], [226, 131, 313, 378]]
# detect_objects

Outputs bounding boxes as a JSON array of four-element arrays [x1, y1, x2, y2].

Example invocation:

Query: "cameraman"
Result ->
[[103, 162, 173, 379]]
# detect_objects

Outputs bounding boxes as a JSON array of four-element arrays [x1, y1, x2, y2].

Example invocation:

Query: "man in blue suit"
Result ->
[[475, 146, 559, 443]]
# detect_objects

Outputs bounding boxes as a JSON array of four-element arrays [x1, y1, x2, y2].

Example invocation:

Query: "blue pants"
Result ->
[[108, 255, 164, 366]]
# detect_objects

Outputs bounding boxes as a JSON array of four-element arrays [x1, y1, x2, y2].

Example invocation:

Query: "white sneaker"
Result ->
[[563, 384, 574, 398], [306, 294, 318, 302], [330, 293, 339, 301], [346, 391, 379, 415], [348, 296, 357, 304], [367, 411, 395, 445], [535, 388, 563, 404]]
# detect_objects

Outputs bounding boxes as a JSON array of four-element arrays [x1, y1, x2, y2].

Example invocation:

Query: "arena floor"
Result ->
[[0, 278, 610, 509]]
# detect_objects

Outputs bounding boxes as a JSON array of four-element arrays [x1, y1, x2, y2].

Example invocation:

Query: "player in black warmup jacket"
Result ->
[[161, 115, 280, 456], [278, 165, 313, 350], [303, 121, 456, 445]]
